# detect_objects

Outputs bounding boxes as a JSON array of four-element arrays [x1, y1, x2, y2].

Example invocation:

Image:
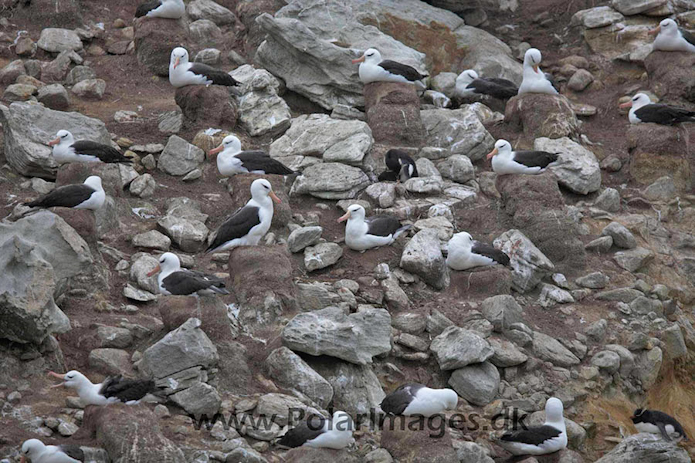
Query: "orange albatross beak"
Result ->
[[486, 147, 499, 161], [619, 101, 633, 109], [48, 371, 66, 388], [648, 25, 661, 36], [146, 265, 161, 277], [532, 64, 540, 74], [269, 191, 281, 204], [208, 145, 224, 157], [337, 211, 351, 223], [351, 55, 366, 64], [173, 57, 180, 69], [20, 456, 27, 463], [48, 137, 60, 146]]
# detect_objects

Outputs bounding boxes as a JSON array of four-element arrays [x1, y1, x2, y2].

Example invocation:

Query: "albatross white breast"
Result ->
[[209, 135, 294, 177], [497, 397, 567, 456], [381, 383, 458, 417], [207, 178, 280, 253], [446, 232, 510, 271], [169, 47, 239, 88], [278, 411, 355, 449], [135, 0, 185, 19], [25, 176, 105, 211], [487, 139, 559, 175], [147, 252, 229, 296], [650, 19, 695, 53], [619, 93, 695, 125], [352, 48, 428, 88], [49, 130, 132, 164], [338, 204, 411, 251], [518, 48, 557, 95], [20, 439, 83, 463], [48, 370, 158, 406]]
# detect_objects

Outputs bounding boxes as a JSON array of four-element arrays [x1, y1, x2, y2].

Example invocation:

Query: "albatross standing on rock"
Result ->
[[169, 47, 239, 88], [49, 130, 132, 164], [20, 439, 84, 463], [381, 384, 458, 417], [147, 252, 229, 296], [619, 93, 695, 125], [496, 397, 567, 456], [209, 135, 294, 176], [518, 48, 557, 95], [456, 69, 518, 100], [446, 232, 510, 271], [338, 204, 411, 251], [25, 176, 105, 211], [207, 178, 280, 253], [48, 370, 158, 406], [650, 18, 695, 53], [352, 48, 428, 88], [135, 0, 185, 18], [278, 411, 355, 449], [487, 139, 559, 175]]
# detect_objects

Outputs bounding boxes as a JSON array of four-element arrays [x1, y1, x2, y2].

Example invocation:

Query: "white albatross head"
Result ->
[[649, 18, 678, 38], [170, 47, 189, 69], [84, 175, 103, 191], [449, 231, 474, 249], [209, 135, 242, 157], [147, 252, 181, 277], [250, 178, 281, 204], [545, 397, 565, 423], [48, 129, 74, 147], [619, 93, 651, 111], [456, 69, 479, 86], [352, 48, 382, 65], [523, 48, 543, 74], [486, 139, 512, 161], [337, 204, 366, 223], [20, 439, 47, 463], [47, 370, 92, 391]]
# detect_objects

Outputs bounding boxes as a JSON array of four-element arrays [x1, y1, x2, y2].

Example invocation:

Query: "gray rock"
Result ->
[[157, 215, 209, 253], [365, 448, 394, 463], [158, 135, 206, 176], [602, 222, 636, 249], [158, 110, 183, 134], [643, 176, 676, 202], [170, 382, 221, 418], [594, 432, 690, 463], [456, 442, 494, 463], [576, 272, 609, 289], [590, 350, 621, 374], [567, 69, 594, 92], [187, 0, 237, 26], [266, 347, 333, 408], [71, 79, 106, 99], [494, 229, 555, 293], [129, 173, 156, 198], [255, 393, 322, 427], [614, 247, 654, 273], [3, 83, 37, 102], [392, 313, 427, 335], [31, 178, 56, 194], [281, 306, 391, 365], [413, 216, 454, 241], [189, 20, 222, 45], [0, 101, 111, 178], [37, 84, 70, 110], [436, 155, 475, 184], [400, 229, 449, 290], [57, 421, 79, 436], [596, 288, 643, 303], [430, 326, 494, 370], [65, 65, 96, 85], [489, 337, 528, 367], [403, 176, 443, 195], [290, 162, 370, 200], [225, 447, 267, 463], [97, 326, 133, 349], [586, 236, 614, 253], [532, 331, 581, 367], [304, 242, 343, 271], [634, 347, 662, 389], [660, 324, 687, 359], [594, 188, 621, 212], [140, 318, 219, 380], [382, 275, 410, 311], [231, 67, 292, 137], [132, 230, 171, 251], [0, 60, 26, 85], [448, 361, 500, 406], [309, 359, 385, 416], [420, 108, 495, 161], [611, 0, 667, 15], [37, 28, 83, 53], [88, 348, 132, 376], [431, 72, 457, 98], [571, 6, 624, 29], [535, 137, 601, 195], [297, 282, 341, 311], [365, 183, 396, 209], [129, 254, 159, 294], [287, 226, 322, 253], [480, 295, 524, 332], [123, 284, 157, 302], [604, 344, 635, 377]]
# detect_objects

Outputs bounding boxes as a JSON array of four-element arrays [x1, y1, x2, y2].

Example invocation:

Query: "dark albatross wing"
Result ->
[[57, 444, 85, 461], [680, 28, 695, 47], [471, 241, 510, 266], [26, 184, 95, 208], [468, 78, 518, 99], [381, 383, 425, 415], [378, 60, 428, 82], [72, 140, 132, 164], [501, 425, 562, 445], [365, 215, 406, 237], [99, 375, 157, 402], [235, 151, 295, 175], [135, 0, 162, 17], [188, 63, 239, 86], [634, 104, 695, 125], [385, 149, 418, 177], [206, 205, 261, 252], [646, 411, 688, 439], [378, 170, 399, 182], [278, 415, 327, 448], [513, 150, 559, 168], [161, 270, 229, 295]]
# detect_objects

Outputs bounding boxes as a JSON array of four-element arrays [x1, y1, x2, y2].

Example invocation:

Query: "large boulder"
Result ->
[[430, 326, 493, 370], [282, 306, 391, 365], [80, 405, 185, 462], [37, 28, 83, 53], [13, 0, 83, 28], [134, 17, 190, 77], [381, 418, 459, 463], [400, 228, 450, 290], [266, 347, 333, 408], [447, 265, 512, 297], [254, 0, 426, 110], [420, 107, 495, 161], [290, 162, 370, 199], [363, 82, 425, 146], [187, 0, 238, 25], [645, 51, 695, 106], [0, 236, 71, 344], [448, 361, 500, 406], [174, 86, 238, 130], [532, 331, 581, 367], [594, 432, 691, 463], [505, 94, 581, 140], [230, 66, 292, 137], [534, 137, 601, 195], [0, 102, 111, 178], [494, 229, 555, 293]]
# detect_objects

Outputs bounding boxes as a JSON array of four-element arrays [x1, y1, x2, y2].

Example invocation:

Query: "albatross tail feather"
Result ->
[[393, 224, 412, 240]]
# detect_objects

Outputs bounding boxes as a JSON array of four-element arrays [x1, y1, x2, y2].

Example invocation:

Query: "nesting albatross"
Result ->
[[25, 176, 105, 211], [48, 370, 158, 406], [209, 135, 294, 177], [169, 47, 239, 88], [496, 397, 567, 455], [20, 439, 84, 463], [650, 18, 695, 53], [338, 204, 411, 251], [518, 48, 557, 95], [352, 48, 428, 88], [49, 130, 132, 164], [619, 93, 695, 125], [486, 139, 558, 175], [456, 69, 518, 100], [381, 383, 458, 417], [278, 411, 355, 449], [135, 0, 185, 19], [147, 252, 229, 296], [446, 232, 510, 271]]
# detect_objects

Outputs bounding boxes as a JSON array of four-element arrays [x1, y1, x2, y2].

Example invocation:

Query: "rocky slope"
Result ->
[[0, 0, 695, 462]]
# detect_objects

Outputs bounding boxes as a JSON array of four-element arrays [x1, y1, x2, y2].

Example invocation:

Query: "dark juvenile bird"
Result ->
[[378, 149, 418, 182], [620, 93, 695, 125], [632, 408, 688, 441], [25, 176, 105, 211], [147, 252, 229, 296]]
